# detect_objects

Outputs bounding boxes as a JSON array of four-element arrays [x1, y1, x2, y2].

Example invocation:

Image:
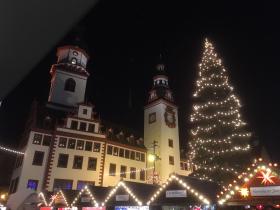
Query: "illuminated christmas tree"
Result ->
[[189, 39, 252, 184]]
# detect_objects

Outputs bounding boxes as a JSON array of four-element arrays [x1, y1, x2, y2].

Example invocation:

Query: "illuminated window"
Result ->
[[88, 157, 97, 171], [53, 179, 73, 190], [71, 58, 77, 65], [64, 78, 76, 92], [68, 139, 76, 149], [120, 165, 127, 178], [140, 153, 145, 162], [32, 151, 44, 166], [27, 179, 38, 190], [113, 147, 119, 156], [57, 154, 68, 168], [93, 142, 101, 152], [76, 140, 84, 150], [135, 152, 140, 160], [33, 133, 42, 145], [73, 156, 83, 169], [77, 181, 95, 190], [58, 137, 67, 148], [109, 163, 116, 176], [130, 167, 136, 179]]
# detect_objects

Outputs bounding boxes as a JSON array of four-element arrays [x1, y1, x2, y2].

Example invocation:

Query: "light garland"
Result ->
[[102, 181, 142, 206], [38, 192, 48, 206], [194, 164, 238, 175], [49, 190, 69, 207], [0, 145, 24, 155], [71, 185, 98, 207], [146, 174, 210, 205], [217, 158, 279, 205]]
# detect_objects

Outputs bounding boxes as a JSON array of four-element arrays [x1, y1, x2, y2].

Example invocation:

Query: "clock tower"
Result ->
[[144, 62, 180, 184]]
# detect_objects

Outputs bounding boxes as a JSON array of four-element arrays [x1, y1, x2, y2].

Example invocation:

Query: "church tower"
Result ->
[[47, 46, 90, 111], [144, 61, 180, 184]]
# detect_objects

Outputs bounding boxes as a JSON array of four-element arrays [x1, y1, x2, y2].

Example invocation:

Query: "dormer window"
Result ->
[[64, 78, 76, 92]]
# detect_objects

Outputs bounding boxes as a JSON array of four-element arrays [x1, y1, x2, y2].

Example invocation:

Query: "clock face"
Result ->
[[149, 112, 156, 124], [164, 106, 176, 128]]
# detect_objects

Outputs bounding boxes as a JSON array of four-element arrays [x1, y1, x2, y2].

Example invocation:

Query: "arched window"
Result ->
[[64, 78, 76, 92], [71, 58, 77, 65]]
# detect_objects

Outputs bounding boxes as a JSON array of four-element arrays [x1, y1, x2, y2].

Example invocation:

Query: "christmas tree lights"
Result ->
[[189, 39, 252, 184]]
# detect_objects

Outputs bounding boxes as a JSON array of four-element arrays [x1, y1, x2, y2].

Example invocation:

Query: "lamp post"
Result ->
[[148, 140, 160, 184]]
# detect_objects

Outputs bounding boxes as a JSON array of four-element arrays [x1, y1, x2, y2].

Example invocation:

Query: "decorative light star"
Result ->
[[257, 171, 276, 185], [239, 188, 249, 197]]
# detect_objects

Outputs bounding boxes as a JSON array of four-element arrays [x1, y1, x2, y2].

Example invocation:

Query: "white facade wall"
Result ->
[[47, 138, 104, 191], [102, 145, 147, 187], [11, 131, 51, 192], [48, 70, 87, 107]]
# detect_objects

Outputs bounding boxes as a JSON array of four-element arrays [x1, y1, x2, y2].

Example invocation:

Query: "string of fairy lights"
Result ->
[[217, 158, 279, 205], [189, 38, 251, 183], [0, 144, 24, 155], [37, 174, 213, 207]]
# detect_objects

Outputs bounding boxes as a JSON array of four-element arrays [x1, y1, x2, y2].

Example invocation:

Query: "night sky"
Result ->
[[1, 0, 280, 185]]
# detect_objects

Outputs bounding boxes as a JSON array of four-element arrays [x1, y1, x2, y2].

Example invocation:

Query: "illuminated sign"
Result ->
[[166, 190, 187, 198], [250, 186, 280, 196], [115, 206, 149, 210]]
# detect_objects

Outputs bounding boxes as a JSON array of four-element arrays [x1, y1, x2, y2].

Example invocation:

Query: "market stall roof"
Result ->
[[217, 158, 280, 206], [145, 174, 219, 206]]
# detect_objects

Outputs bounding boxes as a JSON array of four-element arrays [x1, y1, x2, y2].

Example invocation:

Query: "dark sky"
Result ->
[[1, 0, 280, 176]]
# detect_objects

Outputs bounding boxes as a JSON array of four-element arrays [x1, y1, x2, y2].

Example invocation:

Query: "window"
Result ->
[[71, 120, 78, 129], [107, 145, 113, 155], [130, 167, 136, 179], [130, 151, 135, 160], [120, 165, 127, 178], [169, 156, 174, 165], [15, 155, 24, 168], [10, 177, 19, 194], [57, 154, 69, 168], [64, 78, 76, 92], [135, 152, 140, 161], [33, 133, 42, 145], [58, 137, 67, 148], [83, 109, 87, 115], [93, 142, 101, 152], [113, 147, 119, 156], [76, 140, 84, 150], [42, 135, 52, 146], [140, 153, 145, 162], [149, 112, 156, 124], [88, 124, 95, 132], [77, 181, 95, 190], [119, 148, 124, 158], [85, 141, 93, 151], [168, 139, 173, 148], [68, 138, 76, 149], [125, 150, 130, 159], [140, 169, 145, 181], [109, 163, 116, 176], [180, 162, 184, 170], [73, 156, 83, 169], [79, 122, 87, 131], [27, 180, 38, 190], [32, 151, 44, 166], [53, 179, 73, 190], [88, 157, 97, 171]]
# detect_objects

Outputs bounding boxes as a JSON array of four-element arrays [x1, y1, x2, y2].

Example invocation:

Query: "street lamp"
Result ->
[[148, 140, 161, 184]]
